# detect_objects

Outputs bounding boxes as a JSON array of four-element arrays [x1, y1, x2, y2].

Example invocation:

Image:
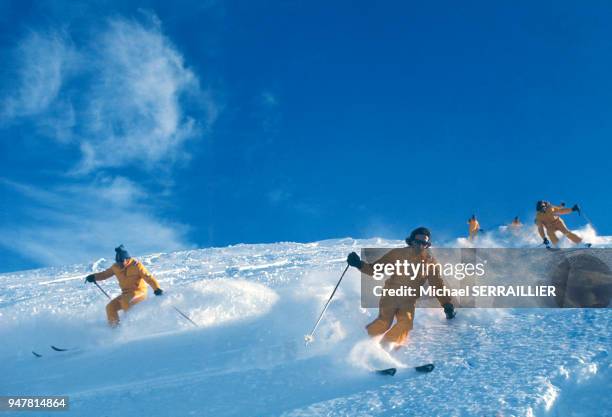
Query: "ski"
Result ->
[[415, 363, 435, 373], [375, 363, 435, 376], [50, 345, 70, 352], [376, 368, 397, 376], [32, 345, 75, 357]]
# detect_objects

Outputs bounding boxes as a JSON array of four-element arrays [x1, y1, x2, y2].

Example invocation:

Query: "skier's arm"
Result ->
[[137, 262, 161, 291], [359, 249, 400, 277], [94, 267, 115, 281], [551, 206, 573, 216]]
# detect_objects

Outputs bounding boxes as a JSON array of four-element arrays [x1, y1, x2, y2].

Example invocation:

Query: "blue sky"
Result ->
[[1, 0, 611, 272]]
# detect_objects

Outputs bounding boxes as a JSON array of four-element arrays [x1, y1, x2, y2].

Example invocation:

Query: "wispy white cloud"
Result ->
[[0, 177, 191, 266], [1, 15, 217, 172], [0, 31, 77, 128], [77, 17, 207, 172]]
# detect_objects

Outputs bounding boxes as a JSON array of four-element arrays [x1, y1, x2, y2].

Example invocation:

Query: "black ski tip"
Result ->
[[375, 367, 397, 376], [50, 345, 69, 352], [32, 351, 42, 358], [415, 363, 435, 373]]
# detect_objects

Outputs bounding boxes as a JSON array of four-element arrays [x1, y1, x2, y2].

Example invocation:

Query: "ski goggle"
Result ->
[[411, 235, 431, 248], [537, 201, 549, 212]]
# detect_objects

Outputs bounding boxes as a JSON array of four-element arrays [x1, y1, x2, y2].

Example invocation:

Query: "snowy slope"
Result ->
[[0, 226, 610, 417]]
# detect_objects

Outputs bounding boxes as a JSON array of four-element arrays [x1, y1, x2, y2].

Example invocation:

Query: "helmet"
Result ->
[[406, 227, 432, 247], [115, 244, 131, 263], [536, 201, 548, 212]]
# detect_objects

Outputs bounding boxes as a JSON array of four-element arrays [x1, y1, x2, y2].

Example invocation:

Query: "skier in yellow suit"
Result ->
[[85, 245, 163, 326], [535, 201, 586, 247], [467, 215, 480, 241], [346, 227, 455, 350]]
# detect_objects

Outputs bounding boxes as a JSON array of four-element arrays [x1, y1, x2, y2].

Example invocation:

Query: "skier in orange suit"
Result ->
[[346, 227, 455, 350], [85, 245, 163, 326]]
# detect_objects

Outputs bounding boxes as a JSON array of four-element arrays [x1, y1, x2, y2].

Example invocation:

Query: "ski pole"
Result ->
[[172, 306, 198, 327], [581, 210, 594, 227], [575, 204, 596, 229], [304, 264, 350, 344], [93, 280, 111, 299]]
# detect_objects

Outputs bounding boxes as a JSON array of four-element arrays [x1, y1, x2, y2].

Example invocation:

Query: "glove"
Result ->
[[347, 252, 363, 269], [154, 288, 163, 296], [443, 303, 456, 319], [571, 204, 580, 213], [85, 274, 96, 283], [543, 238, 550, 246]]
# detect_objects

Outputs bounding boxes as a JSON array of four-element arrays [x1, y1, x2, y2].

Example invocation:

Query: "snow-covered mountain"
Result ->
[[1, 225, 610, 416]]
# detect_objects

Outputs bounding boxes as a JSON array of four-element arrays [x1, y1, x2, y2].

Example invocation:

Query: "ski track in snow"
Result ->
[[0, 227, 610, 416]]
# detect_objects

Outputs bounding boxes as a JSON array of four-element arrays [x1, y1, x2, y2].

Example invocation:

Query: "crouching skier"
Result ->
[[346, 227, 456, 350], [85, 245, 164, 327]]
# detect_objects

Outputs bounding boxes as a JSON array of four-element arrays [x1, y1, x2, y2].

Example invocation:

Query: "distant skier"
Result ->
[[535, 201, 585, 247], [85, 245, 163, 326], [509, 216, 522, 234], [346, 227, 455, 350], [467, 215, 480, 241]]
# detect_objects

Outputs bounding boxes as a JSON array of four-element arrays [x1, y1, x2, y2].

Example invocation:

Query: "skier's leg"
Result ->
[[126, 291, 147, 309], [381, 303, 415, 346], [555, 222, 583, 244], [366, 296, 395, 337], [547, 228, 560, 246], [118, 291, 147, 312], [106, 292, 147, 327], [105, 296, 123, 327], [366, 311, 394, 337]]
